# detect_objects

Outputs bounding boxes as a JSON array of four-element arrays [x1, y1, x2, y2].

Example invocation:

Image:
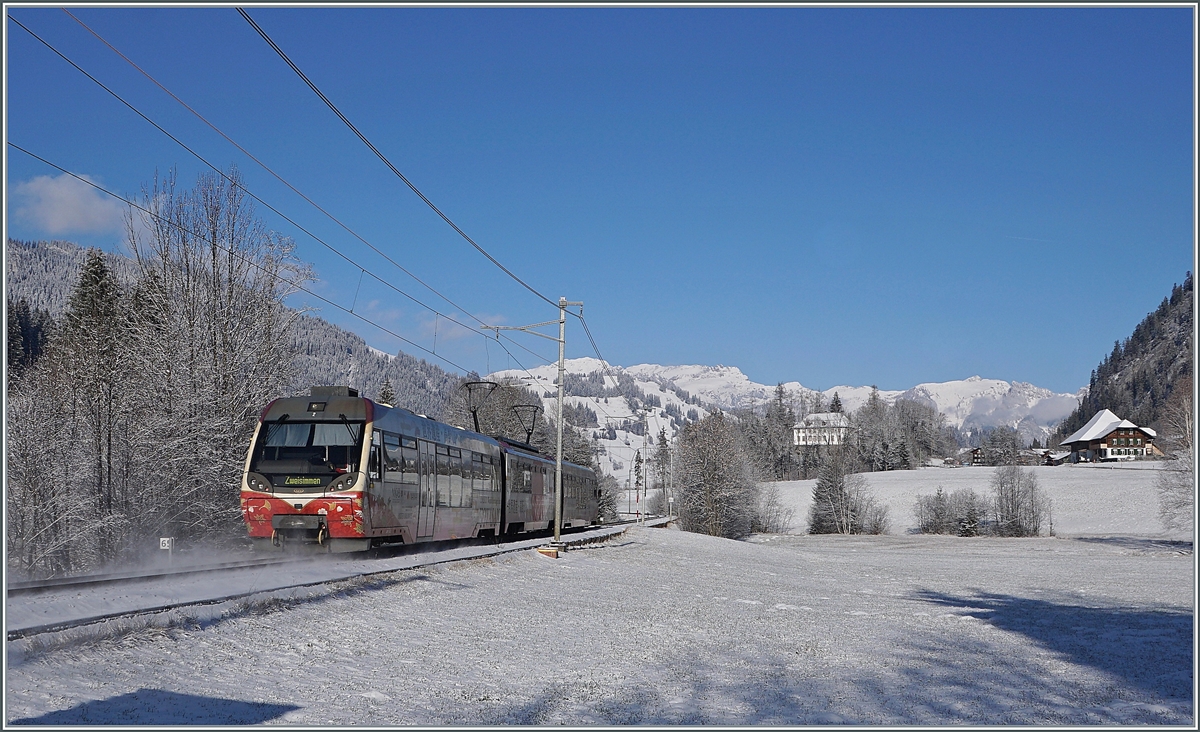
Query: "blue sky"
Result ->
[[5, 5, 1195, 393]]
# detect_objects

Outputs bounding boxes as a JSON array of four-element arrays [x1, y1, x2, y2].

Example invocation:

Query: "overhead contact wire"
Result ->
[[60, 7, 551, 369], [11, 13, 551, 369], [236, 7, 559, 311]]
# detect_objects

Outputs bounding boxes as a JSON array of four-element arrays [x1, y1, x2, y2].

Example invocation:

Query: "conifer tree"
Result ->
[[809, 455, 853, 534], [7, 299, 27, 379], [378, 378, 396, 405], [57, 249, 132, 556]]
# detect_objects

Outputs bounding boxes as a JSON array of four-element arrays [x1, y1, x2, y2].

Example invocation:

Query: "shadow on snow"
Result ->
[[1069, 536, 1193, 554], [913, 588, 1193, 699], [450, 591, 1192, 726], [10, 688, 300, 725]]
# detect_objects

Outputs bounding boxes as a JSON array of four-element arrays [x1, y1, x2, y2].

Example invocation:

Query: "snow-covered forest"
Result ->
[[6, 170, 310, 576]]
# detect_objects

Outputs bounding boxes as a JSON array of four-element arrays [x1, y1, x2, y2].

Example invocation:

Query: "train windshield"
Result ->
[[250, 420, 365, 476]]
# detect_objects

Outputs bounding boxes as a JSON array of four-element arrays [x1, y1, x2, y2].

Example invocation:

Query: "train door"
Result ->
[[417, 440, 436, 538], [434, 445, 451, 537], [530, 464, 544, 523]]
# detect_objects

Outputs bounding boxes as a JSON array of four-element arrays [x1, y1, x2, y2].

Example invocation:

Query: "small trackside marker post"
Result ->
[[537, 545, 563, 559], [160, 537, 173, 567]]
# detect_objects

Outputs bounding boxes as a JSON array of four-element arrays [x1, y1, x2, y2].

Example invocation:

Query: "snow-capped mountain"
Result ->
[[897, 377, 1084, 442], [623, 364, 806, 410], [489, 359, 1083, 478]]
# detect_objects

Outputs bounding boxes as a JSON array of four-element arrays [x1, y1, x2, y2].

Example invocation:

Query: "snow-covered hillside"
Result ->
[[489, 360, 1084, 477], [490, 359, 712, 478]]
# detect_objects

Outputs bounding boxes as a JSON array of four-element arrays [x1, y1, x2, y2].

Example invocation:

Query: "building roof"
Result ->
[[795, 412, 850, 429], [1060, 409, 1155, 445]]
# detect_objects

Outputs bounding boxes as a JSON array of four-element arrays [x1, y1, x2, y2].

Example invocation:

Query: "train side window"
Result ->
[[401, 437, 418, 484], [383, 433, 403, 482], [484, 455, 496, 492]]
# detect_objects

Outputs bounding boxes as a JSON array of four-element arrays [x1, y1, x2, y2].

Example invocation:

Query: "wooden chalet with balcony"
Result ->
[[1059, 409, 1157, 463]]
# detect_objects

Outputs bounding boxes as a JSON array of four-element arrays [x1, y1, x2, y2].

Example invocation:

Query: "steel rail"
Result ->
[[6, 557, 304, 597]]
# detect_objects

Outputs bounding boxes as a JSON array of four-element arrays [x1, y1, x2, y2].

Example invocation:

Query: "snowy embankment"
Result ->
[[772, 462, 1175, 538], [5, 526, 1192, 725]]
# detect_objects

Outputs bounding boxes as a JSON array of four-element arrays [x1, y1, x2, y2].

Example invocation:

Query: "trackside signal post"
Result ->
[[484, 297, 583, 548]]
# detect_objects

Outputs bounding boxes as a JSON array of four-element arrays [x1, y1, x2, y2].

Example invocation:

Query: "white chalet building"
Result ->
[[793, 412, 851, 447]]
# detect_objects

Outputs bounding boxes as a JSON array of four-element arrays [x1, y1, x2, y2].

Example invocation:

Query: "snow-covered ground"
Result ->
[[5, 526, 1192, 725], [5, 532, 620, 638], [770, 462, 1178, 538]]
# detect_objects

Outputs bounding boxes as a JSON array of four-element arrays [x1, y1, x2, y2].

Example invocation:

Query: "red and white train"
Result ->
[[240, 386, 600, 552]]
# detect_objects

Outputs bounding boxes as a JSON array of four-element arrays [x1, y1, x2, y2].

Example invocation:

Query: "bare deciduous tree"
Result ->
[[1157, 378, 1194, 533], [753, 482, 795, 534], [991, 465, 1047, 537], [126, 167, 310, 544], [675, 412, 758, 539], [6, 168, 311, 577]]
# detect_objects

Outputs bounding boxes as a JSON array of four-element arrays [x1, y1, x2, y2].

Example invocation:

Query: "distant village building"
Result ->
[[793, 412, 850, 446], [1059, 409, 1157, 463], [1043, 450, 1071, 466], [1016, 448, 1044, 466], [956, 446, 985, 466]]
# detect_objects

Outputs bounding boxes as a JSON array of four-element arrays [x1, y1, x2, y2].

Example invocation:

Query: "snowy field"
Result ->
[[769, 462, 1179, 538], [5, 523, 1193, 725]]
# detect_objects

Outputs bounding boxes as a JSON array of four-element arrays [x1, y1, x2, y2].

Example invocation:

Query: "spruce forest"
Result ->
[[1054, 273, 1193, 440]]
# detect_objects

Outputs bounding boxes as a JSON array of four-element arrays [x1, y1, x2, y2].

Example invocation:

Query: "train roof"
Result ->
[[260, 389, 594, 474], [496, 437, 542, 455]]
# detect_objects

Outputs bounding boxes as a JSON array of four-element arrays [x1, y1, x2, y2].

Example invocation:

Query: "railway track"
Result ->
[[6, 556, 304, 597], [6, 519, 668, 642]]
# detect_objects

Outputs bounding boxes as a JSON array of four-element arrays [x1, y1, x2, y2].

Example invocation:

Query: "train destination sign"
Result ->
[[284, 476, 323, 486]]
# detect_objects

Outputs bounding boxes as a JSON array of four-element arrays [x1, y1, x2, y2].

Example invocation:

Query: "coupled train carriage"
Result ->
[[240, 386, 601, 552]]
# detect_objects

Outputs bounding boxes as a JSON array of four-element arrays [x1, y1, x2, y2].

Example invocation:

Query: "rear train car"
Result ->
[[497, 438, 601, 535], [240, 386, 600, 552]]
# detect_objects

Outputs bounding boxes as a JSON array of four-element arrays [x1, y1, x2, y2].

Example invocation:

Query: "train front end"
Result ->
[[240, 386, 374, 552]]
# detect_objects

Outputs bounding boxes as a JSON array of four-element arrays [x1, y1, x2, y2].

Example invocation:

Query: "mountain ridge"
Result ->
[[490, 359, 1083, 475]]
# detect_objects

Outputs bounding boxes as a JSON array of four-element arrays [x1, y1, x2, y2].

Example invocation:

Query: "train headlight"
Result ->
[[246, 473, 272, 493], [329, 474, 358, 492]]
